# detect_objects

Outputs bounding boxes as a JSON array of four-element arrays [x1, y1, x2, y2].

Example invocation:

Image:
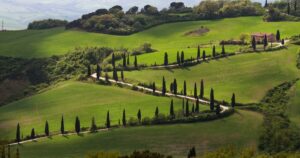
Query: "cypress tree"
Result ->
[[87, 65, 91, 77], [106, 111, 110, 128], [75, 116, 80, 134], [210, 88, 215, 111], [192, 104, 195, 113], [182, 99, 185, 114], [90, 117, 97, 132], [16, 123, 20, 143], [122, 109, 126, 126], [112, 53, 115, 68], [162, 77, 166, 95], [113, 68, 118, 81], [30, 128, 35, 139], [196, 97, 200, 113], [173, 79, 177, 94], [137, 109, 142, 123], [251, 36, 256, 51], [216, 104, 221, 115], [127, 54, 130, 65], [121, 70, 124, 81], [123, 53, 126, 67], [276, 30, 280, 41], [200, 80, 204, 99], [188, 147, 196, 158], [263, 34, 268, 49], [170, 99, 174, 118], [183, 80, 187, 96], [164, 52, 168, 65], [45, 121, 49, 136], [221, 44, 225, 55], [96, 64, 101, 80], [185, 100, 189, 116], [212, 45, 216, 57], [288, 2, 291, 14], [177, 51, 180, 65], [152, 82, 156, 93], [181, 51, 185, 64], [155, 106, 159, 117], [197, 46, 201, 62], [264, 0, 268, 8], [202, 50, 206, 60], [61, 115, 64, 134], [295, 0, 297, 11], [281, 39, 285, 45], [194, 82, 197, 98], [134, 55, 138, 68], [170, 83, 174, 93], [231, 93, 236, 108]]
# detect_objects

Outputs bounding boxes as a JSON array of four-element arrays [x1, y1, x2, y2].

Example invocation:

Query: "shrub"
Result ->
[[28, 19, 68, 29], [142, 117, 152, 125], [128, 117, 139, 126], [152, 114, 167, 124]]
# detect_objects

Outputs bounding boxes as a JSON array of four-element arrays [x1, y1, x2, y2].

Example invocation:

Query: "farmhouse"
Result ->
[[251, 33, 276, 42]]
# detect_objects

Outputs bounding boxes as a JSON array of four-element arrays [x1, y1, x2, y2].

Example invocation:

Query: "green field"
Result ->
[[1, 16, 300, 59], [121, 46, 300, 104], [0, 81, 197, 140], [287, 81, 300, 126], [12, 110, 262, 158]]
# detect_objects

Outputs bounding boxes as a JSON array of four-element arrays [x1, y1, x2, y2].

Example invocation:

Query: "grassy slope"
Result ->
[[1, 17, 300, 59], [14, 110, 262, 158], [121, 46, 300, 104], [287, 81, 300, 126], [0, 81, 195, 140]]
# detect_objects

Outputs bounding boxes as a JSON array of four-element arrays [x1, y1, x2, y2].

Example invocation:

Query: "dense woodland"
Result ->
[[27, 19, 68, 30]]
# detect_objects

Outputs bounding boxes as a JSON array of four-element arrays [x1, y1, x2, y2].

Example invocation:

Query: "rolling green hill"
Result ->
[[1, 16, 300, 58], [121, 46, 300, 103], [0, 81, 194, 140], [13, 110, 262, 158], [287, 81, 300, 126]]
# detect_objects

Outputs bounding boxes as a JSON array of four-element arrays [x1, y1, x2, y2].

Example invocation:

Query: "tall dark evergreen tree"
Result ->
[[212, 45, 216, 57], [173, 79, 177, 94], [123, 53, 127, 67], [45, 121, 49, 136], [90, 117, 97, 132], [200, 80, 204, 98], [188, 147, 196, 158], [16, 123, 20, 143], [177, 51, 181, 65], [183, 80, 187, 96], [137, 109, 142, 123], [164, 52, 169, 65], [251, 36, 256, 51], [194, 83, 197, 98], [288, 2, 291, 14], [75, 116, 80, 134], [192, 104, 195, 113], [30, 128, 35, 139], [202, 50, 206, 60], [276, 30, 281, 41], [185, 100, 189, 116], [181, 51, 185, 64], [182, 99, 185, 114], [96, 64, 101, 80], [197, 46, 201, 62], [61, 115, 64, 134], [122, 109, 126, 126], [263, 34, 268, 49], [155, 106, 159, 117], [121, 70, 124, 81], [127, 54, 130, 65], [221, 44, 225, 55], [170, 99, 174, 118], [87, 65, 91, 77], [162, 77, 166, 95], [210, 88, 215, 111], [282, 39, 285, 45], [106, 111, 111, 128], [152, 82, 156, 93], [196, 97, 200, 113], [264, 0, 268, 8], [113, 68, 118, 81], [231, 93, 236, 108], [134, 55, 138, 68], [112, 53, 115, 68], [170, 83, 174, 93]]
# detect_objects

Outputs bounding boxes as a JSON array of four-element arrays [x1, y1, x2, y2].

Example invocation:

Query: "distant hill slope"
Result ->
[[0, 16, 300, 58]]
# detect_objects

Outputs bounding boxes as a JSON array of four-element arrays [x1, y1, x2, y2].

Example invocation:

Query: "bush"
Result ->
[[152, 114, 167, 124], [128, 117, 139, 126], [28, 19, 68, 30], [142, 117, 152, 125]]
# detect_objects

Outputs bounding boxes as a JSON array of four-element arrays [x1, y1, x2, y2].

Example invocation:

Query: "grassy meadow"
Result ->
[[12, 110, 262, 158], [121, 46, 300, 104], [0, 81, 199, 140], [287, 81, 300, 126], [1, 16, 300, 59]]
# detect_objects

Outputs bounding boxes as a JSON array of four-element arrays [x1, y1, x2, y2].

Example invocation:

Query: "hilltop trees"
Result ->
[[61, 115, 65, 134], [164, 52, 169, 65], [16, 123, 20, 143], [210, 88, 215, 111], [75, 116, 81, 134], [45, 121, 49, 136], [28, 19, 68, 30]]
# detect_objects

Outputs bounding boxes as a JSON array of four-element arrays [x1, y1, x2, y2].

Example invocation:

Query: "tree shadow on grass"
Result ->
[[62, 135, 69, 139], [77, 133, 84, 137]]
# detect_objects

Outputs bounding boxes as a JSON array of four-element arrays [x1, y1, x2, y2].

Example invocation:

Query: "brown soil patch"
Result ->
[[185, 27, 209, 36]]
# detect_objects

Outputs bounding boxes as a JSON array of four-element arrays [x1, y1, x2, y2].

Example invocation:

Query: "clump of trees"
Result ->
[[28, 19, 68, 30]]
